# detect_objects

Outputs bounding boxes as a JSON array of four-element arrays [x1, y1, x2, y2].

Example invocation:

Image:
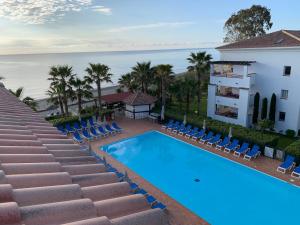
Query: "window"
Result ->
[[283, 66, 291, 76], [281, 90, 288, 99], [279, 112, 286, 121]]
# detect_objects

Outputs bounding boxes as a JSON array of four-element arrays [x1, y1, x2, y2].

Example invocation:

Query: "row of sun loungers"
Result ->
[[163, 119, 300, 179], [56, 117, 123, 143], [162, 120, 261, 161]]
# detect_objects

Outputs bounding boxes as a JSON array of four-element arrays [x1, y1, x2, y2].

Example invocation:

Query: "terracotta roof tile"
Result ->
[[217, 30, 300, 50], [123, 92, 157, 106], [101, 92, 131, 104]]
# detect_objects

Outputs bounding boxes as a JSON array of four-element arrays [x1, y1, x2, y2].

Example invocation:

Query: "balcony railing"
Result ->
[[216, 92, 239, 99], [215, 111, 238, 119], [212, 72, 256, 79]]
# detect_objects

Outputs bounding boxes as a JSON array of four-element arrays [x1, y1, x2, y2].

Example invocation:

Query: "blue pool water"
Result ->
[[102, 131, 300, 225]]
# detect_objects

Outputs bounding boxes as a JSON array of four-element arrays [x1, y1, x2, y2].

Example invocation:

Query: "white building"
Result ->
[[207, 30, 300, 134], [123, 92, 156, 119]]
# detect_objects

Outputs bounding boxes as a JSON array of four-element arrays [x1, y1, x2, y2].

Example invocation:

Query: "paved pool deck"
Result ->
[[91, 117, 300, 225]]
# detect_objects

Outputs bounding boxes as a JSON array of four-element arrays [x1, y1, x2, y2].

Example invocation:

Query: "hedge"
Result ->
[[285, 140, 300, 159], [165, 110, 279, 148], [48, 109, 113, 127]]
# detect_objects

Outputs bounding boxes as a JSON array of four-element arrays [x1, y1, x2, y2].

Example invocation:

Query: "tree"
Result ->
[[118, 73, 138, 92], [132, 62, 153, 93], [46, 86, 64, 114], [180, 75, 197, 114], [154, 64, 174, 109], [269, 93, 276, 122], [85, 63, 112, 111], [261, 97, 268, 120], [224, 5, 273, 42], [252, 92, 260, 124], [48, 65, 74, 115], [0, 76, 4, 81], [258, 119, 274, 133], [69, 76, 93, 114], [187, 51, 212, 116], [9, 87, 37, 111]]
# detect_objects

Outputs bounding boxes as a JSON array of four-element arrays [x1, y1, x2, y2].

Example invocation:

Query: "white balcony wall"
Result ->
[[210, 75, 254, 89]]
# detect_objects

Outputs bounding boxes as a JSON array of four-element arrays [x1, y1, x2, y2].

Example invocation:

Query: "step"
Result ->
[[0, 146, 48, 154], [95, 194, 149, 219], [111, 209, 167, 225], [0, 202, 22, 225], [62, 217, 112, 225], [0, 139, 42, 146], [0, 129, 32, 135], [35, 133, 68, 139], [82, 182, 131, 202], [39, 138, 74, 144], [0, 154, 56, 163], [44, 144, 81, 150], [0, 134, 37, 140], [0, 184, 14, 202], [1, 162, 62, 175], [20, 199, 97, 225], [62, 164, 106, 175], [56, 156, 97, 164], [49, 150, 90, 157], [5, 172, 72, 189], [14, 184, 82, 206], [72, 172, 118, 187]]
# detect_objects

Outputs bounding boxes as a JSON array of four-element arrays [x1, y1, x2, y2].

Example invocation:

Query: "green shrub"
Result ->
[[286, 129, 296, 137], [252, 92, 260, 124], [285, 140, 300, 159]]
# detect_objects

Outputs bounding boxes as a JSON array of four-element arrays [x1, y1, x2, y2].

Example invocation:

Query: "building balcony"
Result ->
[[215, 104, 238, 119]]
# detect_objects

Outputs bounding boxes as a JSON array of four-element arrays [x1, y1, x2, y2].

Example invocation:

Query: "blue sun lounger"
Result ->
[[167, 121, 179, 131], [82, 129, 93, 141], [224, 139, 239, 153], [73, 131, 84, 143], [244, 145, 260, 160], [277, 155, 296, 173], [191, 129, 205, 141], [162, 119, 174, 129], [199, 131, 213, 144], [90, 127, 101, 138], [112, 122, 123, 132], [185, 127, 199, 138], [97, 126, 109, 136], [152, 202, 166, 210], [172, 123, 185, 134], [233, 142, 250, 157], [73, 122, 81, 131], [56, 125, 67, 135], [146, 195, 157, 206], [291, 165, 300, 178], [216, 137, 230, 150], [207, 133, 222, 146], [65, 123, 75, 133], [178, 124, 192, 136], [80, 119, 88, 129], [105, 124, 116, 134], [88, 117, 97, 127]]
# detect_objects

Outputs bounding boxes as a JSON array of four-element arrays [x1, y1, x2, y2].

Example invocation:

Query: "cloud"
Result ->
[[108, 21, 196, 33], [0, 0, 111, 24], [92, 6, 112, 15]]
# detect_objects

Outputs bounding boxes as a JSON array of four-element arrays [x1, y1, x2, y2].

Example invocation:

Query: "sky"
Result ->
[[0, 0, 299, 55]]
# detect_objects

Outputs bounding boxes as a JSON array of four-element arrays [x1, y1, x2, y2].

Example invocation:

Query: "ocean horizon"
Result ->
[[0, 48, 219, 99]]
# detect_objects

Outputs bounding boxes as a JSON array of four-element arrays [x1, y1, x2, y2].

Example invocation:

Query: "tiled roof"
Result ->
[[123, 92, 157, 106], [217, 30, 300, 50], [0, 85, 167, 225], [101, 92, 132, 104]]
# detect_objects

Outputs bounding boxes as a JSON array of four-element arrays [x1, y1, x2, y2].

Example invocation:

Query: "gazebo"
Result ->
[[123, 92, 157, 119]]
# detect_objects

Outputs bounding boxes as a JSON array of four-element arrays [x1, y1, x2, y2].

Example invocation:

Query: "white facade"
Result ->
[[207, 47, 300, 133], [125, 104, 154, 119]]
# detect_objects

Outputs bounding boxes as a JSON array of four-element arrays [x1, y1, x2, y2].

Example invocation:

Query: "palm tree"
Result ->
[[154, 64, 174, 108], [69, 76, 93, 114], [9, 87, 37, 111], [187, 51, 212, 115], [46, 86, 64, 115], [118, 72, 138, 92], [180, 75, 197, 114], [132, 62, 153, 93], [85, 63, 113, 111], [48, 65, 74, 115]]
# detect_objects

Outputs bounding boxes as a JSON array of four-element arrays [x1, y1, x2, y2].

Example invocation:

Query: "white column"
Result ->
[[243, 65, 248, 77]]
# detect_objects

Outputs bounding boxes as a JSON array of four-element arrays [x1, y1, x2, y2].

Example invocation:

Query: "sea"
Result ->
[[0, 48, 219, 99]]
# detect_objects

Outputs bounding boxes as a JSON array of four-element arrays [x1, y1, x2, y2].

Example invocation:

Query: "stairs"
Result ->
[[0, 85, 168, 225]]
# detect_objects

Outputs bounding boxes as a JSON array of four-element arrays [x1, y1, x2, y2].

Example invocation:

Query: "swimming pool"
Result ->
[[101, 131, 300, 225]]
